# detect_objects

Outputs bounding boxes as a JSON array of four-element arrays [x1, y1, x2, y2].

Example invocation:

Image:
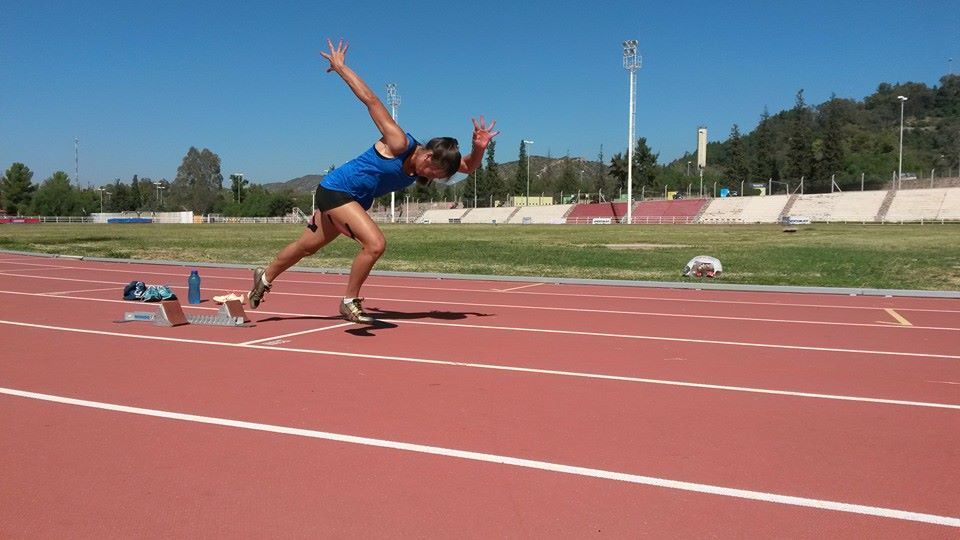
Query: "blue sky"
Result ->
[[2, 0, 957, 186]]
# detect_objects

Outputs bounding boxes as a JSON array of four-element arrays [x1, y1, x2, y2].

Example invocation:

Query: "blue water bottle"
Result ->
[[188, 270, 201, 304]]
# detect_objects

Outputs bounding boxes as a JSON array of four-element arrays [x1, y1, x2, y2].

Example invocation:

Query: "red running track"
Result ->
[[0, 253, 958, 537]]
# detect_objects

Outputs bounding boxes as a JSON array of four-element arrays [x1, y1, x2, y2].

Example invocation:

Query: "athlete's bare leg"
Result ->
[[323, 201, 386, 298]]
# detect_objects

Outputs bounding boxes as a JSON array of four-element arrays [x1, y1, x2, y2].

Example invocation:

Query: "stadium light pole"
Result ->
[[387, 83, 401, 222], [153, 181, 165, 209], [232, 173, 244, 203], [96, 187, 107, 213], [74, 137, 80, 188], [523, 140, 535, 205], [897, 95, 908, 189], [623, 39, 641, 225]]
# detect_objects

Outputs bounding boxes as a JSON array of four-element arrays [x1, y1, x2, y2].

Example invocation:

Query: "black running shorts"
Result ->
[[314, 185, 355, 212]]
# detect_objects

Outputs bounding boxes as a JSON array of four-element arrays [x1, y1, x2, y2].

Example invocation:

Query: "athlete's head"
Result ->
[[415, 137, 461, 180]]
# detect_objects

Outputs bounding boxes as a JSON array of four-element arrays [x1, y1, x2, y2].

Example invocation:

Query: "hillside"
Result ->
[[666, 74, 960, 192], [262, 174, 323, 194]]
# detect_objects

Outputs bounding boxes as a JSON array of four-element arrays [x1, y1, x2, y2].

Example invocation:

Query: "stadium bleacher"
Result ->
[[788, 191, 887, 222], [404, 187, 960, 225], [630, 199, 706, 224], [697, 195, 791, 223], [417, 207, 470, 224], [460, 207, 518, 224], [565, 202, 627, 224], [507, 204, 572, 224], [884, 189, 947, 222]]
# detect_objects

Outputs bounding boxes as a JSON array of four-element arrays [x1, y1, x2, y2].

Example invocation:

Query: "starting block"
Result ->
[[122, 299, 249, 327]]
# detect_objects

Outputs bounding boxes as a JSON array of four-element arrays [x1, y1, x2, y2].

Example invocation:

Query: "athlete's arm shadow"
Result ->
[[345, 307, 492, 337]]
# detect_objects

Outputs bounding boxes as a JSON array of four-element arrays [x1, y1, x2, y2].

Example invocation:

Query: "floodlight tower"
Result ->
[[897, 95, 908, 188], [232, 173, 245, 203], [96, 187, 108, 213], [75, 137, 80, 188], [154, 181, 165, 209], [387, 83, 401, 223], [523, 140, 535, 204], [622, 40, 641, 225]]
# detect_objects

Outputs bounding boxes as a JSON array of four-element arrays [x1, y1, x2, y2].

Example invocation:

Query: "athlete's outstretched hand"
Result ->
[[471, 116, 500, 149], [320, 38, 348, 73]]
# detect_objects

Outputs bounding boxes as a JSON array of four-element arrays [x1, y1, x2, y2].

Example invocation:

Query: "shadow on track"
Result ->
[[345, 306, 493, 337]]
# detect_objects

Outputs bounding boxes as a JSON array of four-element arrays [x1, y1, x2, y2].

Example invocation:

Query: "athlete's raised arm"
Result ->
[[320, 39, 408, 155]]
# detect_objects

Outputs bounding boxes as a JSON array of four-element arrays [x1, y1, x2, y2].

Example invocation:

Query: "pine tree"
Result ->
[[1, 162, 36, 215], [483, 140, 505, 205], [514, 140, 528, 196], [632, 137, 659, 192], [786, 90, 815, 185], [727, 124, 750, 186], [130, 175, 143, 210], [752, 107, 778, 181], [815, 97, 847, 189], [594, 145, 608, 199]]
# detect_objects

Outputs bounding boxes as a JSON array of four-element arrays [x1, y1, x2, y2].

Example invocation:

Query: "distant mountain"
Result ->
[[262, 174, 322, 194]]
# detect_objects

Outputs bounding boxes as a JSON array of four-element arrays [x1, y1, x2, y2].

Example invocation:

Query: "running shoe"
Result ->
[[339, 298, 375, 324], [248, 267, 271, 309]]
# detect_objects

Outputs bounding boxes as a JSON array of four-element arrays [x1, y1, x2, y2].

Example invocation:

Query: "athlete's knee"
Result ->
[[296, 237, 322, 257], [363, 236, 386, 259]]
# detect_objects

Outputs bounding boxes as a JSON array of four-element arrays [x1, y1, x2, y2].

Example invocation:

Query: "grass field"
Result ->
[[2, 222, 959, 291]]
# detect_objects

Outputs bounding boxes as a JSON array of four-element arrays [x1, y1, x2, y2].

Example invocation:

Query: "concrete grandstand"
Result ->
[[383, 186, 960, 224]]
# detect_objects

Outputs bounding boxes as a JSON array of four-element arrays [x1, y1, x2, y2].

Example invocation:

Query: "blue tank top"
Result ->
[[319, 133, 419, 210]]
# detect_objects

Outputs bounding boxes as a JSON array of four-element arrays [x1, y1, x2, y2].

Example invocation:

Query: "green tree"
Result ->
[[1, 163, 36, 215], [815, 96, 847, 190], [514, 140, 529, 196], [594, 145, 610, 199], [229, 173, 250, 204], [632, 137, 659, 193], [31, 171, 80, 215], [785, 90, 815, 183], [169, 147, 224, 213], [726, 124, 750, 186], [752, 107, 778, 181], [110, 179, 132, 212], [608, 152, 627, 197], [483, 140, 505, 205], [130, 175, 144, 210]]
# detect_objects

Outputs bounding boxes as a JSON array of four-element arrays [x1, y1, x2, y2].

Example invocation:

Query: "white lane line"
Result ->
[[12, 282, 960, 332], [239, 322, 356, 345], [495, 283, 546, 292], [4, 261, 959, 314], [0, 319, 957, 411], [43, 287, 120, 296], [0, 266, 77, 273], [392, 319, 960, 360], [927, 381, 960, 386], [171, 288, 960, 333], [1, 289, 959, 360], [1, 387, 956, 528]]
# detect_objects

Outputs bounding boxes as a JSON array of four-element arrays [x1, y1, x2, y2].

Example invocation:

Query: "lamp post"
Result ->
[[386, 83, 401, 222], [153, 181, 165, 209], [622, 39, 641, 225], [231, 173, 244, 203], [897, 95, 908, 189], [96, 187, 108, 213], [523, 140, 534, 205]]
